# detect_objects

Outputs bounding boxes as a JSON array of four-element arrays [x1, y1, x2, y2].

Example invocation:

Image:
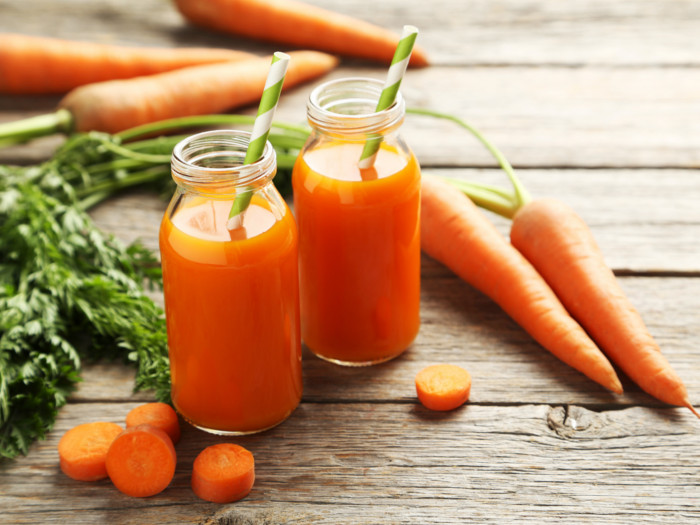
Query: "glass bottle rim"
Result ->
[[171, 129, 276, 191], [307, 77, 405, 135]]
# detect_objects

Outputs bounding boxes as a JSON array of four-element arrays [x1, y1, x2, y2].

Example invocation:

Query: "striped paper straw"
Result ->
[[227, 51, 290, 230], [358, 25, 418, 169]]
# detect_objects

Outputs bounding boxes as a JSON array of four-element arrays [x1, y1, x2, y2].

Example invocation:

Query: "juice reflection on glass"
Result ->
[[292, 78, 421, 366], [160, 131, 302, 435]]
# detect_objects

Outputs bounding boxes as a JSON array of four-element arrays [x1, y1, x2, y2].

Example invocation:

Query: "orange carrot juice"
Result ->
[[160, 198, 301, 433], [160, 130, 301, 434], [293, 141, 421, 364]]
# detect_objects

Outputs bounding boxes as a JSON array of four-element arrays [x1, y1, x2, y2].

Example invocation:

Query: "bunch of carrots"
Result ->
[[59, 402, 256, 503], [412, 109, 698, 418], [1, 0, 695, 430]]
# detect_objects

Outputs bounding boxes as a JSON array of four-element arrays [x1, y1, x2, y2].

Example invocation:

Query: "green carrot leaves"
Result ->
[[0, 173, 170, 459]]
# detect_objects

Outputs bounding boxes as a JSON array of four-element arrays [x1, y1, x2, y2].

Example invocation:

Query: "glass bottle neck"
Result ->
[[306, 77, 406, 139], [171, 130, 276, 196]]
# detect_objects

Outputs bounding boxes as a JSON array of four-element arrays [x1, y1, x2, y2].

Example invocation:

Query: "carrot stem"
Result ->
[[89, 132, 171, 164], [84, 158, 154, 176], [76, 164, 171, 196], [406, 107, 531, 215], [0, 109, 74, 146], [123, 134, 190, 152], [444, 178, 519, 219], [76, 166, 171, 209], [0, 112, 310, 150], [77, 190, 111, 211], [115, 114, 309, 142]]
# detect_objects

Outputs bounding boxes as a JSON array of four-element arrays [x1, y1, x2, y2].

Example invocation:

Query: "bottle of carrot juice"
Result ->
[[292, 78, 421, 366], [160, 130, 302, 434]]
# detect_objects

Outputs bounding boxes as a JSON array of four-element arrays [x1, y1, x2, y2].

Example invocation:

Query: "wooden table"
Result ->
[[2, 1, 699, 523]]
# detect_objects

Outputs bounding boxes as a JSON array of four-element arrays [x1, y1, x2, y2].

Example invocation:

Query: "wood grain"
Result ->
[[2, 0, 700, 523], [3, 65, 700, 169], [71, 269, 700, 408], [2, 402, 698, 524], [86, 164, 700, 274], [1, 0, 700, 67]]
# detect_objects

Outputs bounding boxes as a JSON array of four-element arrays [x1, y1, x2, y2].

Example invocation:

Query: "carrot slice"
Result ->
[[126, 403, 181, 444], [106, 425, 177, 498], [191, 443, 255, 503], [415, 364, 472, 411], [58, 421, 123, 481]]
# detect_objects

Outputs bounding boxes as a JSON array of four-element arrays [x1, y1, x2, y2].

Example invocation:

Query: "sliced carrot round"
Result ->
[[106, 424, 176, 498], [415, 364, 471, 411], [126, 402, 181, 444], [58, 421, 123, 481], [191, 443, 255, 503]]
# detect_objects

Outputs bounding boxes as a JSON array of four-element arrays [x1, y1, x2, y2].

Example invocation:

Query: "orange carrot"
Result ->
[[415, 364, 472, 411], [57, 422, 123, 481], [126, 403, 181, 445], [411, 108, 697, 414], [510, 198, 699, 416], [174, 0, 429, 67], [58, 50, 338, 134], [105, 425, 177, 497], [420, 175, 623, 394], [0, 33, 256, 94], [0, 50, 337, 142], [191, 443, 255, 503]]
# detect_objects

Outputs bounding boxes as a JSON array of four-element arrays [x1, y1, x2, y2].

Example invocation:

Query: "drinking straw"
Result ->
[[358, 25, 418, 169], [227, 51, 290, 230]]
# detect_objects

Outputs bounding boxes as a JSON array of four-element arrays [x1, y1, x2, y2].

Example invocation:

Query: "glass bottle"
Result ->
[[292, 78, 421, 366], [160, 130, 302, 434]]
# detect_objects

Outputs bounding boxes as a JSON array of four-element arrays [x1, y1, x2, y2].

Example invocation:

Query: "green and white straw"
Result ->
[[358, 25, 419, 169], [227, 51, 290, 230]]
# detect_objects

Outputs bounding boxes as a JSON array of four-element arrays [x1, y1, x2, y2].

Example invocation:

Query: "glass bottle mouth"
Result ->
[[307, 77, 405, 136], [171, 130, 276, 193]]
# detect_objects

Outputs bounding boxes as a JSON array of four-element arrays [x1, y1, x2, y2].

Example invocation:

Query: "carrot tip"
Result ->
[[611, 380, 624, 395], [687, 403, 700, 420]]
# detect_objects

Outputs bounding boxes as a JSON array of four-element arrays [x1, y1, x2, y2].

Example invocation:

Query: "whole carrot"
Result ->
[[61, 50, 338, 134], [511, 198, 699, 416], [0, 50, 338, 141], [421, 175, 623, 394], [0, 33, 256, 95], [174, 0, 429, 67]]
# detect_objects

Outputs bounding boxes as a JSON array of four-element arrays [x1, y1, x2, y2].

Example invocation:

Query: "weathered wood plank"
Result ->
[[1, 2, 699, 523], [72, 269, 700, 408], [2, 402, 698, 524], [1, 0, 700, 67], [284, 66, 700, 169], [3, 66, 700, 169], [448, 168, 700, 274], [85, 163, 700, 274]]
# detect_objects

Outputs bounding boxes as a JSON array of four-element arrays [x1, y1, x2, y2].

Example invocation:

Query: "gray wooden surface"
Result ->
[[1, 1, 699, 523]]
